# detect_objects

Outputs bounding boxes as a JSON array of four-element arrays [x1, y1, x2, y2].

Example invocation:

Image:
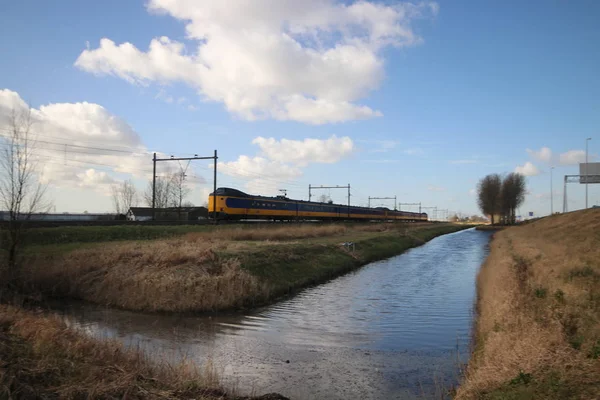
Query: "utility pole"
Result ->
[[563, 175, 567, 213], [213, 150, 217, 224], [368, 196, 397, 210], [348, 184, 351, 217], [152, 152, 156, 220], [586, 137, 592, 209], [421, 206, 438, 221], [550, 166, 554, 215], [309, 184, 351, 216], [151, 151, 218, 223], [398, 202, 421, 212]]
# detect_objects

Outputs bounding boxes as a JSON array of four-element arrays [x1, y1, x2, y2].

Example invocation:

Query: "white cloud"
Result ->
[[427, 185, 445, 192], [0, 89, 203, 194], [217, 155, 302, 195], [559, 150, 587, 165], [526, 146, 552, 163], [75, 0, 437, 124], [252, 135, 353, 166], [468, 188, 476, 196], [217, 135, 355, 194], [515, 161, 540, 176]]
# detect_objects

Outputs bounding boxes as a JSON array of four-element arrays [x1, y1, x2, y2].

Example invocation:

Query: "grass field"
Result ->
[[0, 304, 286, 399], [17, 222, 468, 313], [456, 209, 600, 399]]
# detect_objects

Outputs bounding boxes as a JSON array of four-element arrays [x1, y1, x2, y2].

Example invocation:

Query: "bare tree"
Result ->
[[111, 179, 137, 215], [143, 175, 174, 209], [0, 106, 51, 276], [477, 174, 502, 224], [317, 194, 330, 203], [170, 170, 191, 219], [500, 173, 526, 225]]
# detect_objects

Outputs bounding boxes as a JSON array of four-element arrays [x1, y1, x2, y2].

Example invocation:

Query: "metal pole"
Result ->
[[394, 196, 397, 211], [563, 175, 567, 213], [308, 184, 311, 202], [368, 197, 371, 208], [348, 184, 351, 217], [419, 202, 421, 214], [213, 150, 217, 224], [550, 166, 554, 215], [152, 152, 156, 221], [586, 138, 591, 209]]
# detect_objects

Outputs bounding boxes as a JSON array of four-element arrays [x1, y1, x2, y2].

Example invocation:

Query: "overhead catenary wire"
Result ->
[[0, 129, 353, 198]]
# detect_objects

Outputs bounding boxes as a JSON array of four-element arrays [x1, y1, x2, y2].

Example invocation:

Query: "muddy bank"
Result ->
[[457, 210, 600, 399], [20, 223, 468, 314]]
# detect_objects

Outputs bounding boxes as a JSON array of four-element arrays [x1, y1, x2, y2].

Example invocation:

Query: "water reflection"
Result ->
[[56, 228, 491, 399]]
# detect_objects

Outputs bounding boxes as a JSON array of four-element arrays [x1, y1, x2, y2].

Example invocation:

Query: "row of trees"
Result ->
[[449, 214, 488, 223], [111, 172, 194, 215], [477, 172, 526, 225]]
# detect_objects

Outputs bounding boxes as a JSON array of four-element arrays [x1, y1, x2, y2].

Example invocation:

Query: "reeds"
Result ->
[[0, 305, 224, 399], [183, 224, 348, 242], [456, 209, 600, 398], [22, 239, 270, 313]]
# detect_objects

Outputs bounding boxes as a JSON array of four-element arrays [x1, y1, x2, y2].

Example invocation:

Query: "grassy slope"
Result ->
[[0, 305, 287, 400], [20, 223, 467, 313], [456, 209, 600, 400]]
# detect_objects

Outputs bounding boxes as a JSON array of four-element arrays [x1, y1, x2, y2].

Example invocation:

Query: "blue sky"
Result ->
[[0, 0, 598, 217]]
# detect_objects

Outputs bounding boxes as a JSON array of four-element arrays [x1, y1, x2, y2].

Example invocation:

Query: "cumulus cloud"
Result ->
[[515, 161, 540, 176], [75, 0, 437, 124], [526, 146, 552, 163], [252, 136, 353, 166], [0, 89, 199, 195], [218, 155, 303, 194], [559, 150, 588, 165], [217, 135, 354, 194]]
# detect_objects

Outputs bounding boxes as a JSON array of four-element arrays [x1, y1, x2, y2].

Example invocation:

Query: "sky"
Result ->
[[0, 0, 599, 218]]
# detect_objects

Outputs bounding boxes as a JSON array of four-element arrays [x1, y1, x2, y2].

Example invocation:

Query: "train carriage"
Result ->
[[208, 188, 427, 222]]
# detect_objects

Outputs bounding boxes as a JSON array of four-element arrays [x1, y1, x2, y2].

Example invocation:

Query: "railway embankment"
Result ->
[[17, 223, 467, 313], [456, 209, 600, 399]]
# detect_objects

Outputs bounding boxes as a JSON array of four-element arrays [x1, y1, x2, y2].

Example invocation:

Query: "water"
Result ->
[[56, 228, 492, 399]]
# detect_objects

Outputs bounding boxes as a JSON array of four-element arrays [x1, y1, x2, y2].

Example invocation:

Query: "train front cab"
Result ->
[[207, 192, 230, 220]]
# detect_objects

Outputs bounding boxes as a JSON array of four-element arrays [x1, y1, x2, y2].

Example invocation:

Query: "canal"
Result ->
[[57, 228, 492, 399]]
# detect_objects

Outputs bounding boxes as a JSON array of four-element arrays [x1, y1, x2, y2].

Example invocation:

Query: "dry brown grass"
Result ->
[[183, 224, 348, 242], [457, 209, 600, 399], [18, 222, 456, 314], [22, 240, 270, 313], [0, 304, 223, 399], [0, 305, 289, 399]]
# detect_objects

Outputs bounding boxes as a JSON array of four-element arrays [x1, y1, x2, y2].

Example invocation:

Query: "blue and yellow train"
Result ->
[[208, 187, 428, 222]]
